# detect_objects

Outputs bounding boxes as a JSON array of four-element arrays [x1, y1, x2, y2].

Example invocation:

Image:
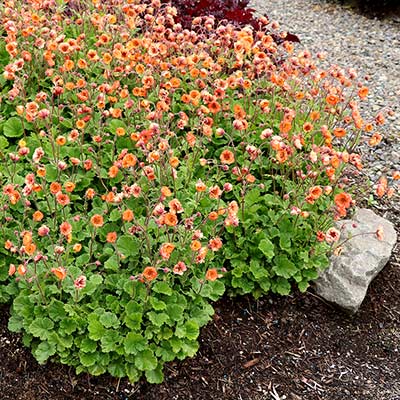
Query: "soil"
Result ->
[[0, 199, 399, 400]]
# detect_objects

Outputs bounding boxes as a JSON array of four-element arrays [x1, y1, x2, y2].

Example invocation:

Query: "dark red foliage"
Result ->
[[162, 0, 300, 42]]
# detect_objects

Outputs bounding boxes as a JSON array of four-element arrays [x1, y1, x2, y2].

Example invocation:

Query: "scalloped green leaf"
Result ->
[[3, 117, 23, 137], [134, 349, 158, 371]]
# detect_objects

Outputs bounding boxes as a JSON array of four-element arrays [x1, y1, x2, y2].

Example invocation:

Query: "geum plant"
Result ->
[[0, 0, 397, 384]]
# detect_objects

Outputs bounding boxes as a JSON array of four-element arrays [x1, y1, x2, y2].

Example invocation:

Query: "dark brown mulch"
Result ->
[[1, 203, 399, 400]]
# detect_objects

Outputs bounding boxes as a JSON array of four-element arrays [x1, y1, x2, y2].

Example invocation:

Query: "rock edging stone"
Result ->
[[313, 208, 397, 314]]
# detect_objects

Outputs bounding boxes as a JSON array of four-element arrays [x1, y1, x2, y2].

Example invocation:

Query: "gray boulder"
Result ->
[[313, 208, 397, 314]]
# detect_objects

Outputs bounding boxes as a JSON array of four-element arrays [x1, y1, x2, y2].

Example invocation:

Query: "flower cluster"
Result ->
[[0, 0, 397, 384]]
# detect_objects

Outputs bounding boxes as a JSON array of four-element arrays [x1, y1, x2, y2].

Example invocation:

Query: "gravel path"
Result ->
[[250, 0, 400, 186]]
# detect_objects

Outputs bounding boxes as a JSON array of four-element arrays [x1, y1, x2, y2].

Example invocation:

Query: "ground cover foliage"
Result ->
[[0, 0, 397, 385]]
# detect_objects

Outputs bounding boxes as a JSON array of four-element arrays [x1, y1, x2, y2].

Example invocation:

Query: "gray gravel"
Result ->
[[250, 0, 400, 188]]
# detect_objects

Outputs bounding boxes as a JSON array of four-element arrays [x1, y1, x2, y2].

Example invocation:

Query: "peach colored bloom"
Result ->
[[122, 209, 134, 222], [32, 211, 44, 222], [51, 267, 67, 280], [160, 243, 175, 260], [220, 150, 235, 165], [205, 269, 219, 281], [106, 232, 117, 243], [90, 214, 104, 228], [60, 221, 72, 236], [73, 243, 82, 252], [143, 267, 158, 281]]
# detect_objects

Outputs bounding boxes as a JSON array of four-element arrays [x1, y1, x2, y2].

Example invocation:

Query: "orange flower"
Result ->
[[36, 167, 46, 178], [142, 266, 158, 281], [85, 188, 95, 199], [73, 243, 82, 252], [220, 150, 235, 165], [164, 212, 178, 227], [106, 232, 117, 243], [196, 180, 206, 192], [209, 237, 223, 251], [56, 136, 66, 146], [17, 264, 27, 276], [190, 240, 202, 252], [32, 211, 44, 221], [60, 221, 72, 236], [122, 209, 134, 222], [24, 243, 37, 255], [326, 94, 340, 106], [302, 122, 313, 132], [205, 269, 219, 281], [108, 165, 119, 178], [56, 193, 70, 206], [160, 242, 175, 260], [90, 214, 104, 227], [51, 267, 67, 280], [358, 86, 369, 100], [208, 211, 218, 221], [333, 128, 346, 138], [64, 182, 76, 193], [169, 156, 180, 168], [50, 182, 62, 194], [161, 186, 172, 197], [116, 127, 126, 136], [76, 119, 86, 130], [334, 192, 352, 209], [308, 186, 323, 200]]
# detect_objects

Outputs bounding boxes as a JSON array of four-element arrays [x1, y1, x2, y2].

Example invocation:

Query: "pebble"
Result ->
[[250, 0, 400, 188]]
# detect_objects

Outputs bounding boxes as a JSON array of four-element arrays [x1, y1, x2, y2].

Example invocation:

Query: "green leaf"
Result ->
[[88, 318, 105, 341], [0, 136, 9, 149], [87, 363, 106, 376], [152, 281, 172, 296], [199, 280, 225, 301], [145, 365, 164, 384], [124, 332, 147, 355], [60, 318, 78, 335], [244, 189, 260, 206], [124, 313, 142, 330], [125, 364, 141, 382], [258, 238, 274, 259], [45, 165, 58, 182], [135, 349, 158, 371], [29, 317, 54, 340], [166, 304, 184, 322], [116, 235, 139, 257], [298, 280, 309, 293], [109, 209, 121, 221], [272, 255, 297, 279], [79, 351, 97, 367], [34, 341, 56, 364], [104, 255, 119, 271], [80, 338, 97, 353], [249, 259, 269, 279], [150, 296, 167, 311], [3, 117, 23, 137], [47, 299, 66, 321], [8, 315, 23, 332], [100, 330, 120, 352], [148, 311, 169, 327], [274, 277, 291, 295], [99, 312, 120, 329], [175, 320, 199, 341]]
